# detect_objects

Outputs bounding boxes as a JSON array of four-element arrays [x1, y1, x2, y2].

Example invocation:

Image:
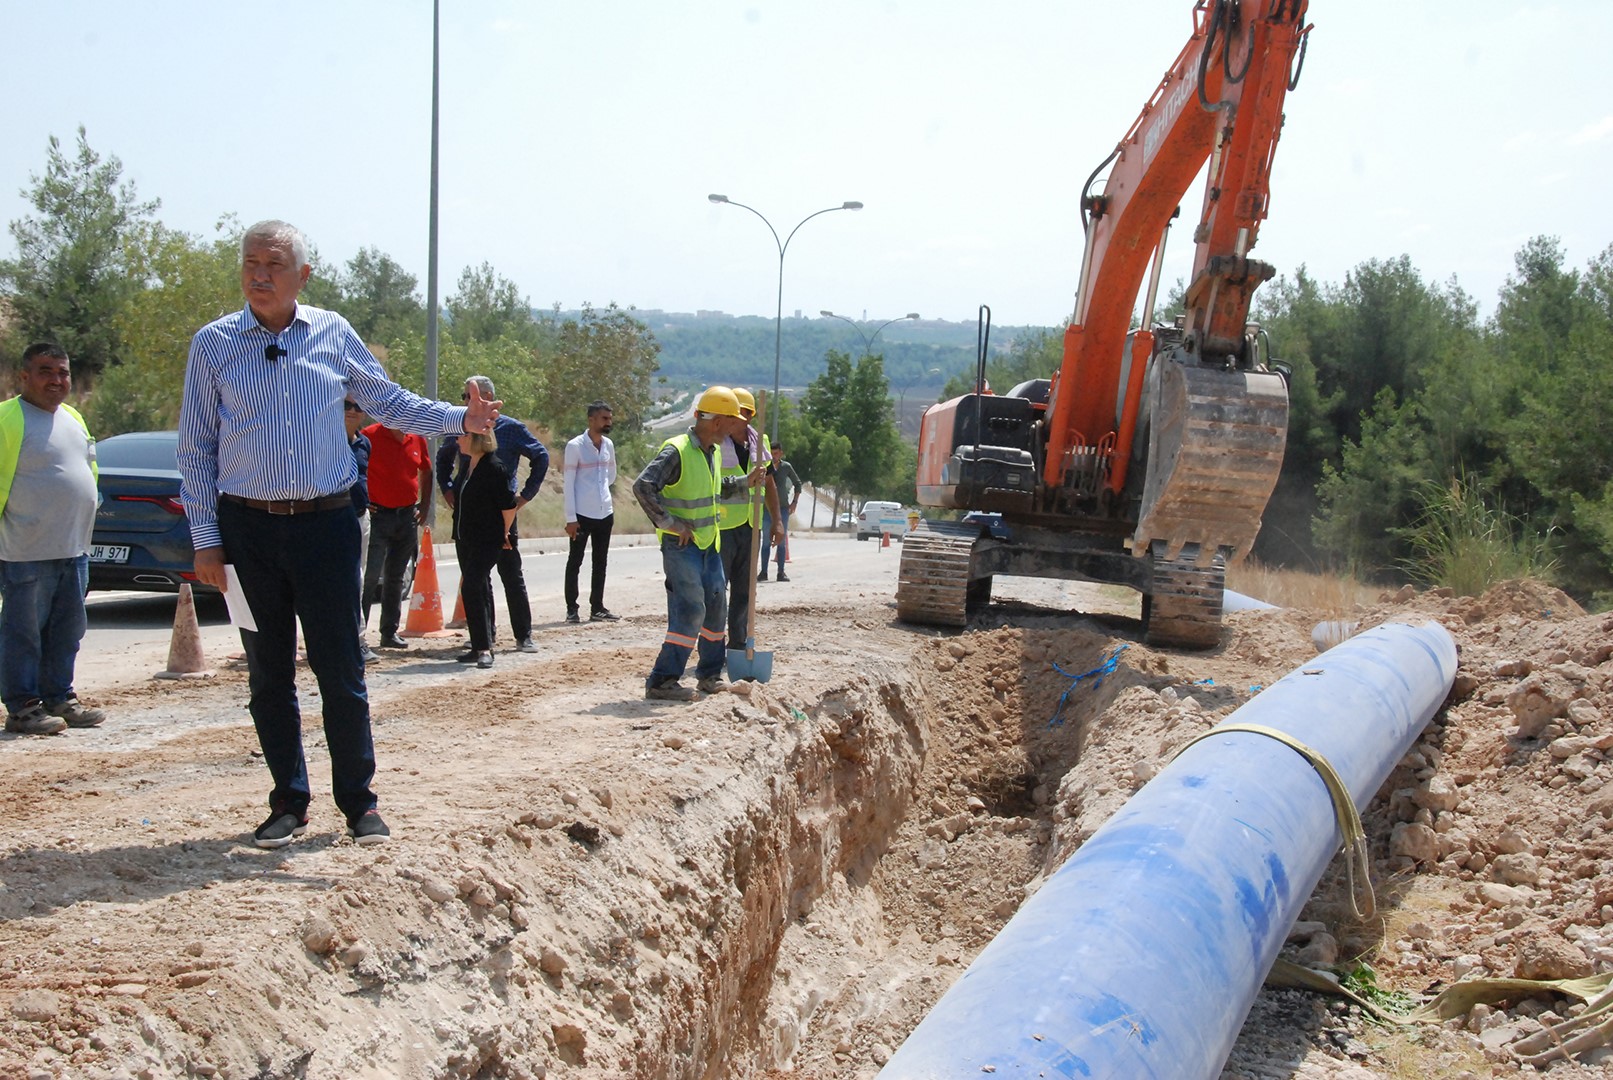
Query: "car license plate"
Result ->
[[90, 544, 130, 563]]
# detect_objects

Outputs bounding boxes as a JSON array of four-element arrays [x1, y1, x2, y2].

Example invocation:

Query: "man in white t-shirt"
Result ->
[[562, 401, 619, 623], [0, 343, 106, 735]]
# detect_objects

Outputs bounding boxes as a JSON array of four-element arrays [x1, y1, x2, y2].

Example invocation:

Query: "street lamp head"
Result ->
[[843, 201, 864, 211], [708, 194, 729, 204], [819, 310, 835, 318], [905, 312, 920, 320]]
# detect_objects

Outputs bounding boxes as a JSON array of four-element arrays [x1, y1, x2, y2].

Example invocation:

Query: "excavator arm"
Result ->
[[1045, 0, 1310, 495]]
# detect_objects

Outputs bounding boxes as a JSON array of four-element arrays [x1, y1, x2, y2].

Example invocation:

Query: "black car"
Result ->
[[89, 431, 212, 593]]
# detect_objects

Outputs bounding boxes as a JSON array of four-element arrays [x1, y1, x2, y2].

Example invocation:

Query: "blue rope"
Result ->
[[1048, 644, 1128, 727]]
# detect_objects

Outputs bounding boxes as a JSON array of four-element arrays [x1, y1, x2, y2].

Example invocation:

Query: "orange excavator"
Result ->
[[898, 0, 1312, 647]]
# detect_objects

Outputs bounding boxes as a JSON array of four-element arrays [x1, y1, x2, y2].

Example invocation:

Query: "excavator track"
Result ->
[[1143, 541, 1225, 649], [896, 521, 979, 627]]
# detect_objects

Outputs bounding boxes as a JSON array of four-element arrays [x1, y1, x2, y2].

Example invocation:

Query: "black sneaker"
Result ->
[[347, 809, 390, 845], [378, 634, 409, 649], [775, 571, 790, 582], [476, 651, 494, 669], [517, 636, 539, 653], [254, 808, 308, 849], [565, 610, 580, 624], [757, 570, 769, 581], [454, 650, 478, 663], [361, 645, 380, 665], [591, 608, 620, 622]]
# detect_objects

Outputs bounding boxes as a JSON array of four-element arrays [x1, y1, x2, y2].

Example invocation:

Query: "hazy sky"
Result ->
[[5, 2, 1611, 329]]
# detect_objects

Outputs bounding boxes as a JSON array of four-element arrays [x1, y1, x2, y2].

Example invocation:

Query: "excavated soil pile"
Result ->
[[2, 575, 1612, 1079]]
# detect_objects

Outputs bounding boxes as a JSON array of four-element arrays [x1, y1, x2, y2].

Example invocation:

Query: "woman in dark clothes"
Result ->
[[451, 429, 517, 669]]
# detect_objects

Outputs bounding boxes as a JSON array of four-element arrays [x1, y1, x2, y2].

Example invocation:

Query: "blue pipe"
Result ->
[[879, 621, 1457, 1079]]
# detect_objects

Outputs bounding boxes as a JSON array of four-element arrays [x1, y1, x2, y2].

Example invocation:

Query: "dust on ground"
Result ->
[[2, 544, 1611, 1079]]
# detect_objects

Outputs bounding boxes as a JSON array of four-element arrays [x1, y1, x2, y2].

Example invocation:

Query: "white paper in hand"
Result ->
[[222, 565, 257, 632]]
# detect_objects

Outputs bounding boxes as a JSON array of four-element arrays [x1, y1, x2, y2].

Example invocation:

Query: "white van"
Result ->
[[855, 500, 908, 541]]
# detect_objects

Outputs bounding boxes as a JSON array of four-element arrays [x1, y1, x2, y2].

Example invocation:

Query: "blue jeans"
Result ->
[[760, 510, 787, 573], [647, 537, 727, 687], [0, 555, 89, 714], [220, 499, 375, 822]]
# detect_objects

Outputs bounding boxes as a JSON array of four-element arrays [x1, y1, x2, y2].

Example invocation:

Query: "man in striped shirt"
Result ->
[[178, 220, 501, 850]]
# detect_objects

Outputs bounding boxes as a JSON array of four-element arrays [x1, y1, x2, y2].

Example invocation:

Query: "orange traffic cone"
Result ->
[[881, 531, 891, 549], [154, 583, 214, 679], [446, 585, 467, 629], [402, 526, 458, 638]]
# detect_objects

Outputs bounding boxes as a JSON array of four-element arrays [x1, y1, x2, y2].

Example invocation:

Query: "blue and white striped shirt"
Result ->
[[178, 303, 468, 549]]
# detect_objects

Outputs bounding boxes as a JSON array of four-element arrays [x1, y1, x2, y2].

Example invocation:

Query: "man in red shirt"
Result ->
[[361, 423, 432, 649]]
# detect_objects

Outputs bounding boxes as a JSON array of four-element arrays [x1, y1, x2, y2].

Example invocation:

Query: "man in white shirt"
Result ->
[[562, 401, 619, 623]]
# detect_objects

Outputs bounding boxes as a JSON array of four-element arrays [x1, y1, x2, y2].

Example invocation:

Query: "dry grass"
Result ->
[[1226, 558, 1379, 616]]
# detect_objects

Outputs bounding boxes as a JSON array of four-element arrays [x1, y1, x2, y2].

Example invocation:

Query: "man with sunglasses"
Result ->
[[178, 219, 501, 850]]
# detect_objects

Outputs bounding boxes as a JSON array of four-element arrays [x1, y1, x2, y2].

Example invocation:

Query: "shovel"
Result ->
[[727, 391, 774, 682]]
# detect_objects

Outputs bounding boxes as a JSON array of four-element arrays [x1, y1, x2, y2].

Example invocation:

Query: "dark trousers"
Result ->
[[219, 499, 375, 822], [717, 523, 754, 649], [564, 512, 614, 615], [363, 506, 418, 639], [457, 540, 501, 652], [494, 522, 532, 642]]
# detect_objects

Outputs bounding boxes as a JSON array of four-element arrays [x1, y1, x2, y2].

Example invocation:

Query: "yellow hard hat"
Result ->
[[732, 388, 756, 416], [695, 385, 742, 418]]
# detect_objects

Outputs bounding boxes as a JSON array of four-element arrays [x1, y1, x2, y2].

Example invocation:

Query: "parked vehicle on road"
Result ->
[[855, 500, 908, 541], [89, 431, 213, 593]]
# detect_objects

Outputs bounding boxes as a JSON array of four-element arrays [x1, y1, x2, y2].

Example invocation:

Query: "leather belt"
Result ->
[[221, 493, 352, 515]]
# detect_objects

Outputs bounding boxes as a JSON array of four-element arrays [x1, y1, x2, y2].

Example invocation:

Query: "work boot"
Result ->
[[6, 702, 66, 736], [46, 696, 105, 728], [645, 681, 697, 702], [696, 675, 727, 694]]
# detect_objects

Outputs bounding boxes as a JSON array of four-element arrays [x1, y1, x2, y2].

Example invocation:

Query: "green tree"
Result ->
[[445, 262, 539, 346], [534, 302, 659, 439], [339, 247, 424, 347], [0, 126, 158, 380], [92, 221, 240, 434], [803, 349, 902, 502]]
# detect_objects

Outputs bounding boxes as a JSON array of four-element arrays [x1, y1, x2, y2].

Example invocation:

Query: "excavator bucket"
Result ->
[[1132, 362, 1288, 563]]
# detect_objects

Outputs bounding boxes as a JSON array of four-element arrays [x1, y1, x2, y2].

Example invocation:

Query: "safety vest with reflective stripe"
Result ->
[[717, 429, 767, 530], [0, 398, 97, 521], [656, 433, 721, 551]]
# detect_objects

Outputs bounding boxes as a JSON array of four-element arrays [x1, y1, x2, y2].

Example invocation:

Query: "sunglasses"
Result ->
[[343, 402, 363, 413]]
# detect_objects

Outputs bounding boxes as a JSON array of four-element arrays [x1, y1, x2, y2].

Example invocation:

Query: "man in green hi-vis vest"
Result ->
[[632, 386, 757, 702]]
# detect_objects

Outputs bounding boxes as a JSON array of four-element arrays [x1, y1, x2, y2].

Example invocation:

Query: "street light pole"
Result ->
[[820, 309, 920, 357], [708, 194, 863, 442]]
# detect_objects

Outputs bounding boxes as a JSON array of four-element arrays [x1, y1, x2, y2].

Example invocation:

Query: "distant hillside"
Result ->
[[555, 309, 1052, 397]]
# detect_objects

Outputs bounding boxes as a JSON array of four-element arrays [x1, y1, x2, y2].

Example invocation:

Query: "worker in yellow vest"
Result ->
[[716, 388, 782, 652], [632, 386, 758, 701]]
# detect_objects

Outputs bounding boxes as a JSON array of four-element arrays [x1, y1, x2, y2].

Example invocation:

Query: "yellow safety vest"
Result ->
[[0, 398, 97, 521], [655, 433, 721, 551], [717, 429, 766, 530]]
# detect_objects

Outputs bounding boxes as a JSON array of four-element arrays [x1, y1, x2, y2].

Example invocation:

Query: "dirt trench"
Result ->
[[9, 576, 1611, 1078], [0, 593, 1175, 1079]]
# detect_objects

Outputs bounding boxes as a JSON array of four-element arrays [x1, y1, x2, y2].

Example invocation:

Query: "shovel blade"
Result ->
[[726, 647, 773, 683]]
